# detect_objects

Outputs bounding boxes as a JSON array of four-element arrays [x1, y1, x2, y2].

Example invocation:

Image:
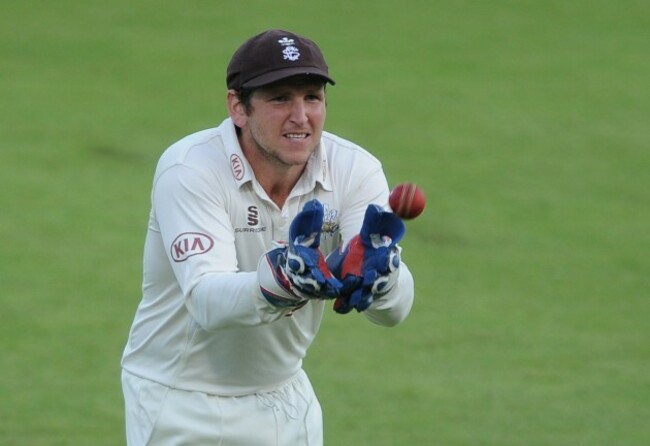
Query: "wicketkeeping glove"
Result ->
[[258, 199, 343, 308], [326, 204, 405, 313]]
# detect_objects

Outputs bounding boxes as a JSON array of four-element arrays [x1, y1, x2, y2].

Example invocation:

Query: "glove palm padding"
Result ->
[[259, 200, 342, 308], [326, 205, 405, 313], [285, 200, 342, 298]]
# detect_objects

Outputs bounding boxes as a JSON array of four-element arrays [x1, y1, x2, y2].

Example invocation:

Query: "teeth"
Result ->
[[286, 133, 307, 139]]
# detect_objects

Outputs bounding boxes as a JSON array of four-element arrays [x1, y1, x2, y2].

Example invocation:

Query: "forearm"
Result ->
[[185, 271, 289, 331]]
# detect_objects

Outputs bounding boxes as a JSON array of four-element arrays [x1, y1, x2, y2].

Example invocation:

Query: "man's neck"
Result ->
[[242, 148, 307, 209]]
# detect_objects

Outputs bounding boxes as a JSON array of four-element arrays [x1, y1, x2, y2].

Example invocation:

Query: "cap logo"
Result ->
[[278, 37, 300, 61]]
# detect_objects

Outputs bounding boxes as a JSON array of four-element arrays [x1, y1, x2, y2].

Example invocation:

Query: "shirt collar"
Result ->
[[297, 142, 333, 193], [219, 118, 333, 193], [220, 118, 254, 188]]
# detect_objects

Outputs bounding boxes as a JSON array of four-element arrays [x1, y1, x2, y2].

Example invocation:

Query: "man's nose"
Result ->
[[289, 100, 308, 124]]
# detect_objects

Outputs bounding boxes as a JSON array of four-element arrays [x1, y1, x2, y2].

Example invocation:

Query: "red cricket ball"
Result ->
[[389, 183, 426, 220]]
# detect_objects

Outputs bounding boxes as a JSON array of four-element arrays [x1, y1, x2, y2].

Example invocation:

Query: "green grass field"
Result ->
[[2, 1, 649, 444]]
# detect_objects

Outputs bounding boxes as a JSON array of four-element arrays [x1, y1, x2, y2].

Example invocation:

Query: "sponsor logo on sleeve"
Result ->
[[170, 232, 214, 262]]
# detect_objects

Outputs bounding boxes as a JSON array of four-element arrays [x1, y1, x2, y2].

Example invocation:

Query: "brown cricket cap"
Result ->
[[226, 29, 335, 90]]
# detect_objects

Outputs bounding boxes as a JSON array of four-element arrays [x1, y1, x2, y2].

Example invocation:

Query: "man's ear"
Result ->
[[227, 90, 247, 128]]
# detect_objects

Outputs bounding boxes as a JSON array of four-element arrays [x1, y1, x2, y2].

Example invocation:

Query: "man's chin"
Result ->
[[281, 146, 319, 166]]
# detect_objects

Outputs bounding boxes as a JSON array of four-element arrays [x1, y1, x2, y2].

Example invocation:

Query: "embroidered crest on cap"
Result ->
[[278, 37, 300, 62]]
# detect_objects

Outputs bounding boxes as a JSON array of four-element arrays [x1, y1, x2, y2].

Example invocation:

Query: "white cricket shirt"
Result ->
[[121, 118, 414, 396]]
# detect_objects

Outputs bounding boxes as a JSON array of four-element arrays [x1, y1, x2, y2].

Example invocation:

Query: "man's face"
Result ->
[[237, 77, 327, 168]]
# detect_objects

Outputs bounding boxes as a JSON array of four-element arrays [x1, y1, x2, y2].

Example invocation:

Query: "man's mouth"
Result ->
[[284, 133, 309, 140]]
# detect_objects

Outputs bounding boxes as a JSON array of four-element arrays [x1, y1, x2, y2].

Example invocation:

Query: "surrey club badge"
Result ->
[[278, 37, 300, 61]]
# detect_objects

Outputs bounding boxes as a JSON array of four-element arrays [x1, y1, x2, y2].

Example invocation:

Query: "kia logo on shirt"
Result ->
[[170, 232, 214, 262], [230, 154, 244, 180]]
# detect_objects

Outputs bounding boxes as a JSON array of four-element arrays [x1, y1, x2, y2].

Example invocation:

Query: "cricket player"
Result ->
[[121, 29, 415, 445]]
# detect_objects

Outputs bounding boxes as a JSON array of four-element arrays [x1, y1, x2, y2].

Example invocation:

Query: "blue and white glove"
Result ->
[[326, 204, 405, 313], [258, 199, 343, 309]]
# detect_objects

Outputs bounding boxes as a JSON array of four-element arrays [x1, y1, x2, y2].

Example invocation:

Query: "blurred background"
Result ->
[[1, 1, 649, 444]]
